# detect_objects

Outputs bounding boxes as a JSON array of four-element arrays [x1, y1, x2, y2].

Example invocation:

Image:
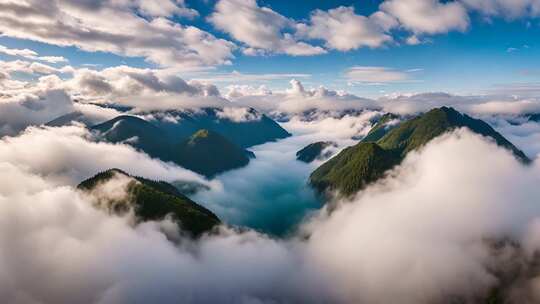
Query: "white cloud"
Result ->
[[405, 35, 422, 45], [215, 107, 262, 122], [135, 0, 198, 18], [0, 44, 68, 63], [0, 125, 212, 187], [0, 59, 73, 75], [225, 85, 271, 99], [0, 89, 75, 136], [192, 70, 311, 84], [65, 66, 221, 100], [229, 79, 379, 115], [461, 0, 540, 19], [346, 66, 412, 84], [468, 99, 540, 115], [378, 92, 540, 116], [0, 44, 37, 58], [37, 56, 68, 64], [209, 0, 325, 56], [381, 0, 470, 34], [4, 129, 540, 303], [300, 7, 396, 51], [0, 0, 235, 68]]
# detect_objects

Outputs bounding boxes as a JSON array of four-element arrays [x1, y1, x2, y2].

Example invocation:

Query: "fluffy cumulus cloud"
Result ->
[[377, 92, 540, 116], [215, 107, 262, 122], [209, 0, 325, 56], [0, 163, 311, 303], [301, 130, 540, 303], [0, 0, 235, 68], [64, 66, 221, 101], [0, 44, 68, 63], [298, 6, 397, 51], [0, 59, 73, 76], [5, 129, 540, 303], [461, 0, 540, 19], [0, 89, 75, 136], [0, 125, 212, 187], [381, 0, 470, 34], [0, 63, 231, 121], [230, 79, 379, 115]]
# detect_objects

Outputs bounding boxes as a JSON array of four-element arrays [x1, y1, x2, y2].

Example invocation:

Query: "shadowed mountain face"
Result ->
[[78, 169, 220, 236], [174, 129, 252, 178], [90, 116, 252, 177], [149, 108, 291, 148], [91, 115, 170, 159], [47, 107, 291, 148], [46, 111, 86, 127], [296, 141, 337, 163], [310, 107, 530, 197]]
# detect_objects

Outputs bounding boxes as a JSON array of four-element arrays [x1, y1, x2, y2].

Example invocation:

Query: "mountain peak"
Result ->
[[296, 141, 337, 163], [78, 169, 220, 237], [176, 129, 251, 177], [192, 129, 210, 139], [311, 107, 529, 197]]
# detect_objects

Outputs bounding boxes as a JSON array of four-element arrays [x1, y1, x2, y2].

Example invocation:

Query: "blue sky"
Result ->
[[1, 0, 539, 97]]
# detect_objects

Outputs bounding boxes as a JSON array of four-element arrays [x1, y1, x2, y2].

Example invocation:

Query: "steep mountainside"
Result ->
[[296, 141, 337, 163], [174, 129, 251, 177], [310, 107, 529, 196], [361, 113, 400, 143], [91, 115, 170, 159], [149, 107, 291, 148], [47, 106, 291, 148], [91, 116, 253, 177], [78, 169, 220, 236], [46, 111, 86, 127]]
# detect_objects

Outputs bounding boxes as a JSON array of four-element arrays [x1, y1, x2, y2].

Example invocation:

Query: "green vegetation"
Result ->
[[91, 115, 170, 159], [296, 141, 337, 163], [310, 107, 529, 196], [91, 116, 252, 177], [174, 129, 251, 178], [78, 169, 220, 236], [310, 142, 400, 196], [361, 113, 400, 143], [146, 107, 291, 148]]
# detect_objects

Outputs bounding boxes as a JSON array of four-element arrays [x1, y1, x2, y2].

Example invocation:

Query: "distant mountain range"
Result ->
[[90, 115, 253, 177], [148, 108, 291, 148], [47, 107, 291, 148], [47, 106, 291, 177], [310, 107, 529, 197], [78, 169, 220, 236]]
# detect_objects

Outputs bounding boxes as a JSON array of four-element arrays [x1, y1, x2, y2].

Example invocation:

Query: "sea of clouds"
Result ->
[[4, 67, 540, 303], [4, 129, 540, 303]]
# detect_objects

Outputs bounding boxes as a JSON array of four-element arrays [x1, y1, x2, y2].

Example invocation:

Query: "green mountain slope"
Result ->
[[174, 129, 251, 177], [310, 143, 400, 195], [78, 169, 220, 236], [48, 106, 291, 148], [296, 141, 337, 163], [91, 115, 170, 159], [376, 107, 528, 160], [144, 107, 291, 148], [361, 113, 400, 143], [310, 107, 529, 196], [91, 116, 253, 177]]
